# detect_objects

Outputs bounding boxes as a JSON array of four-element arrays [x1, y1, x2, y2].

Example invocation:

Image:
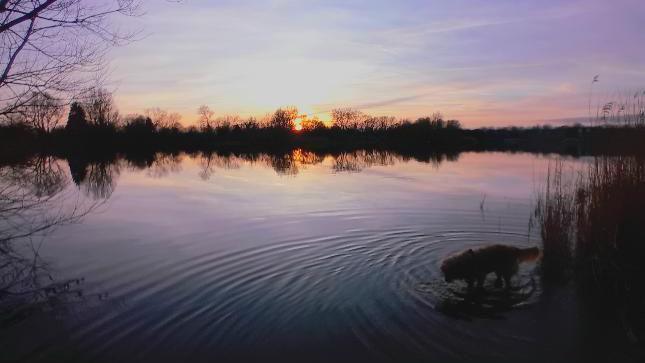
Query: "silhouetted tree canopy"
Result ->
[[123, 115, 155, 134], [145, 107, 182, 130], [66, 102, 88, 132], [270, 107, 298, 130]]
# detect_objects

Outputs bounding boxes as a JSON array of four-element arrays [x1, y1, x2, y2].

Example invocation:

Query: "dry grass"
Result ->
[[574, 157, 645, 290], [536, 155, 645, 343], [534, 161, 576, 281]]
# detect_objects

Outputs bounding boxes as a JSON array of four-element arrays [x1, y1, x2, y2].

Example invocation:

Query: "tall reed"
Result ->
[[534, 161, 575, 282], [536, 155, 645, 343]]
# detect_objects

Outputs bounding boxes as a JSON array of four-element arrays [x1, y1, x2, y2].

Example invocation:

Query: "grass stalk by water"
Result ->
[[536, 155, 645, 344]]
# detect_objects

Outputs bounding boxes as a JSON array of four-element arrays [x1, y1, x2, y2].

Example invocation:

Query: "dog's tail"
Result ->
[[517, 247, 540, 262]]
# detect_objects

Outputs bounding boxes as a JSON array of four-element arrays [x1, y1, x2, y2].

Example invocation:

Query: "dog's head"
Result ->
[[441, 249, 475, 282]]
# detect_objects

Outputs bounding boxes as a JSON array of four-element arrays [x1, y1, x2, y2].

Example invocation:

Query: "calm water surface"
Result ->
[[0, 151, 631, 362]]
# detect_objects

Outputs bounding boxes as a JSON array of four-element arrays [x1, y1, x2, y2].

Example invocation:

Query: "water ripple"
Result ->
[[50, 205, 542, 362]]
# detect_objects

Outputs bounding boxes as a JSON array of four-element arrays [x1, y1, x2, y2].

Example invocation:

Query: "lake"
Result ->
[[0, 150, 635, 362]]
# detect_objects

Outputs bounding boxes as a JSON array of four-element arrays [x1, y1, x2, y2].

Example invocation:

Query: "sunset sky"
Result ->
[[111, 0, 645, 127]]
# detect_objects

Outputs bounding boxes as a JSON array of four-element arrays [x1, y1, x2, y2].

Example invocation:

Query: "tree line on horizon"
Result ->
[[2, 84, 644, 138], [0, 87, 475, 155], [0, 86, 462, 135], [2, 86, 645, 160]]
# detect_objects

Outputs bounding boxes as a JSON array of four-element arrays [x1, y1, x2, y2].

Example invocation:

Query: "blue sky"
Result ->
[[110, 0, 645, 126]]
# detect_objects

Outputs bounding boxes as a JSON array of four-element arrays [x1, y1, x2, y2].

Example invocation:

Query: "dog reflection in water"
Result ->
[[441, 244, 540, 290]]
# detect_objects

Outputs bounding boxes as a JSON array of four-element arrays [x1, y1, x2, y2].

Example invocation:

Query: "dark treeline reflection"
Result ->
[[59, 148, 462, 189], [67, 155, 121, 199], [198, 149, 459, 177], [0, 159, 105, 327], [0, 147, 458, 327], [0, 149, 462, 208], [198, 149, 445, 177], [3, 156, 67, 198]]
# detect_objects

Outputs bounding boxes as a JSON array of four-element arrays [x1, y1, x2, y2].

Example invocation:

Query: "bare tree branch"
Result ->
[[0, 0, 57, 33], [0, 0, 141, 122], [0, 17, 33, 85]]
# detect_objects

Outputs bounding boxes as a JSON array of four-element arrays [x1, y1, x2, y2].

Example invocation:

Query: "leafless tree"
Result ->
[[82, 160, 119, 199], [197, 151, 241, 180], [215, 114, 240, 129], [197, 104, 214, 131], [145, 107, 182, 129], [5, 155, 66, 197], [17, 91, 64, 131], [332, 150, 399, 173], [83, 87, 119, 127], [0, 160, 100, 246], [146, 153, 183, 178], [1, 162, 104, 322], [331, 108, 365, 129], [0, 0, 141, 121], [363, 115, 395, 131]]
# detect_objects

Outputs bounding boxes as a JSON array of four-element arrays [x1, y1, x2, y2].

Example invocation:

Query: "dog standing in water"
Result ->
[[441, 245, 540, 290]]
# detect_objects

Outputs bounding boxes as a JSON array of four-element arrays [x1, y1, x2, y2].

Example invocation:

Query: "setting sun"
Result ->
[[3, 0, 645, 361]]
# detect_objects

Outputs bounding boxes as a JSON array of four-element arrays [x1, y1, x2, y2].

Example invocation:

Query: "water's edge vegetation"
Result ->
[[535, 155, 645, 356]]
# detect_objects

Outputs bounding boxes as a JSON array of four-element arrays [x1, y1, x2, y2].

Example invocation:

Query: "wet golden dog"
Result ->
[[441, 245, 539, 289]]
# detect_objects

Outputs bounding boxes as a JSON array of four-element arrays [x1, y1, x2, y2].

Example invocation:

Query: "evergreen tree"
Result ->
[[66, 102, 88, 131]]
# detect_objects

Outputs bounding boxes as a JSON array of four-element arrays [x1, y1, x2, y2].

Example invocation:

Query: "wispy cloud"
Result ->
[[110, 0, 645, 127]]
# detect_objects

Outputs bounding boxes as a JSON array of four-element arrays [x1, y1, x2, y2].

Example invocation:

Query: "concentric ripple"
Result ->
[[1, 152, 568, 363], [24, 205, 541, 363]]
